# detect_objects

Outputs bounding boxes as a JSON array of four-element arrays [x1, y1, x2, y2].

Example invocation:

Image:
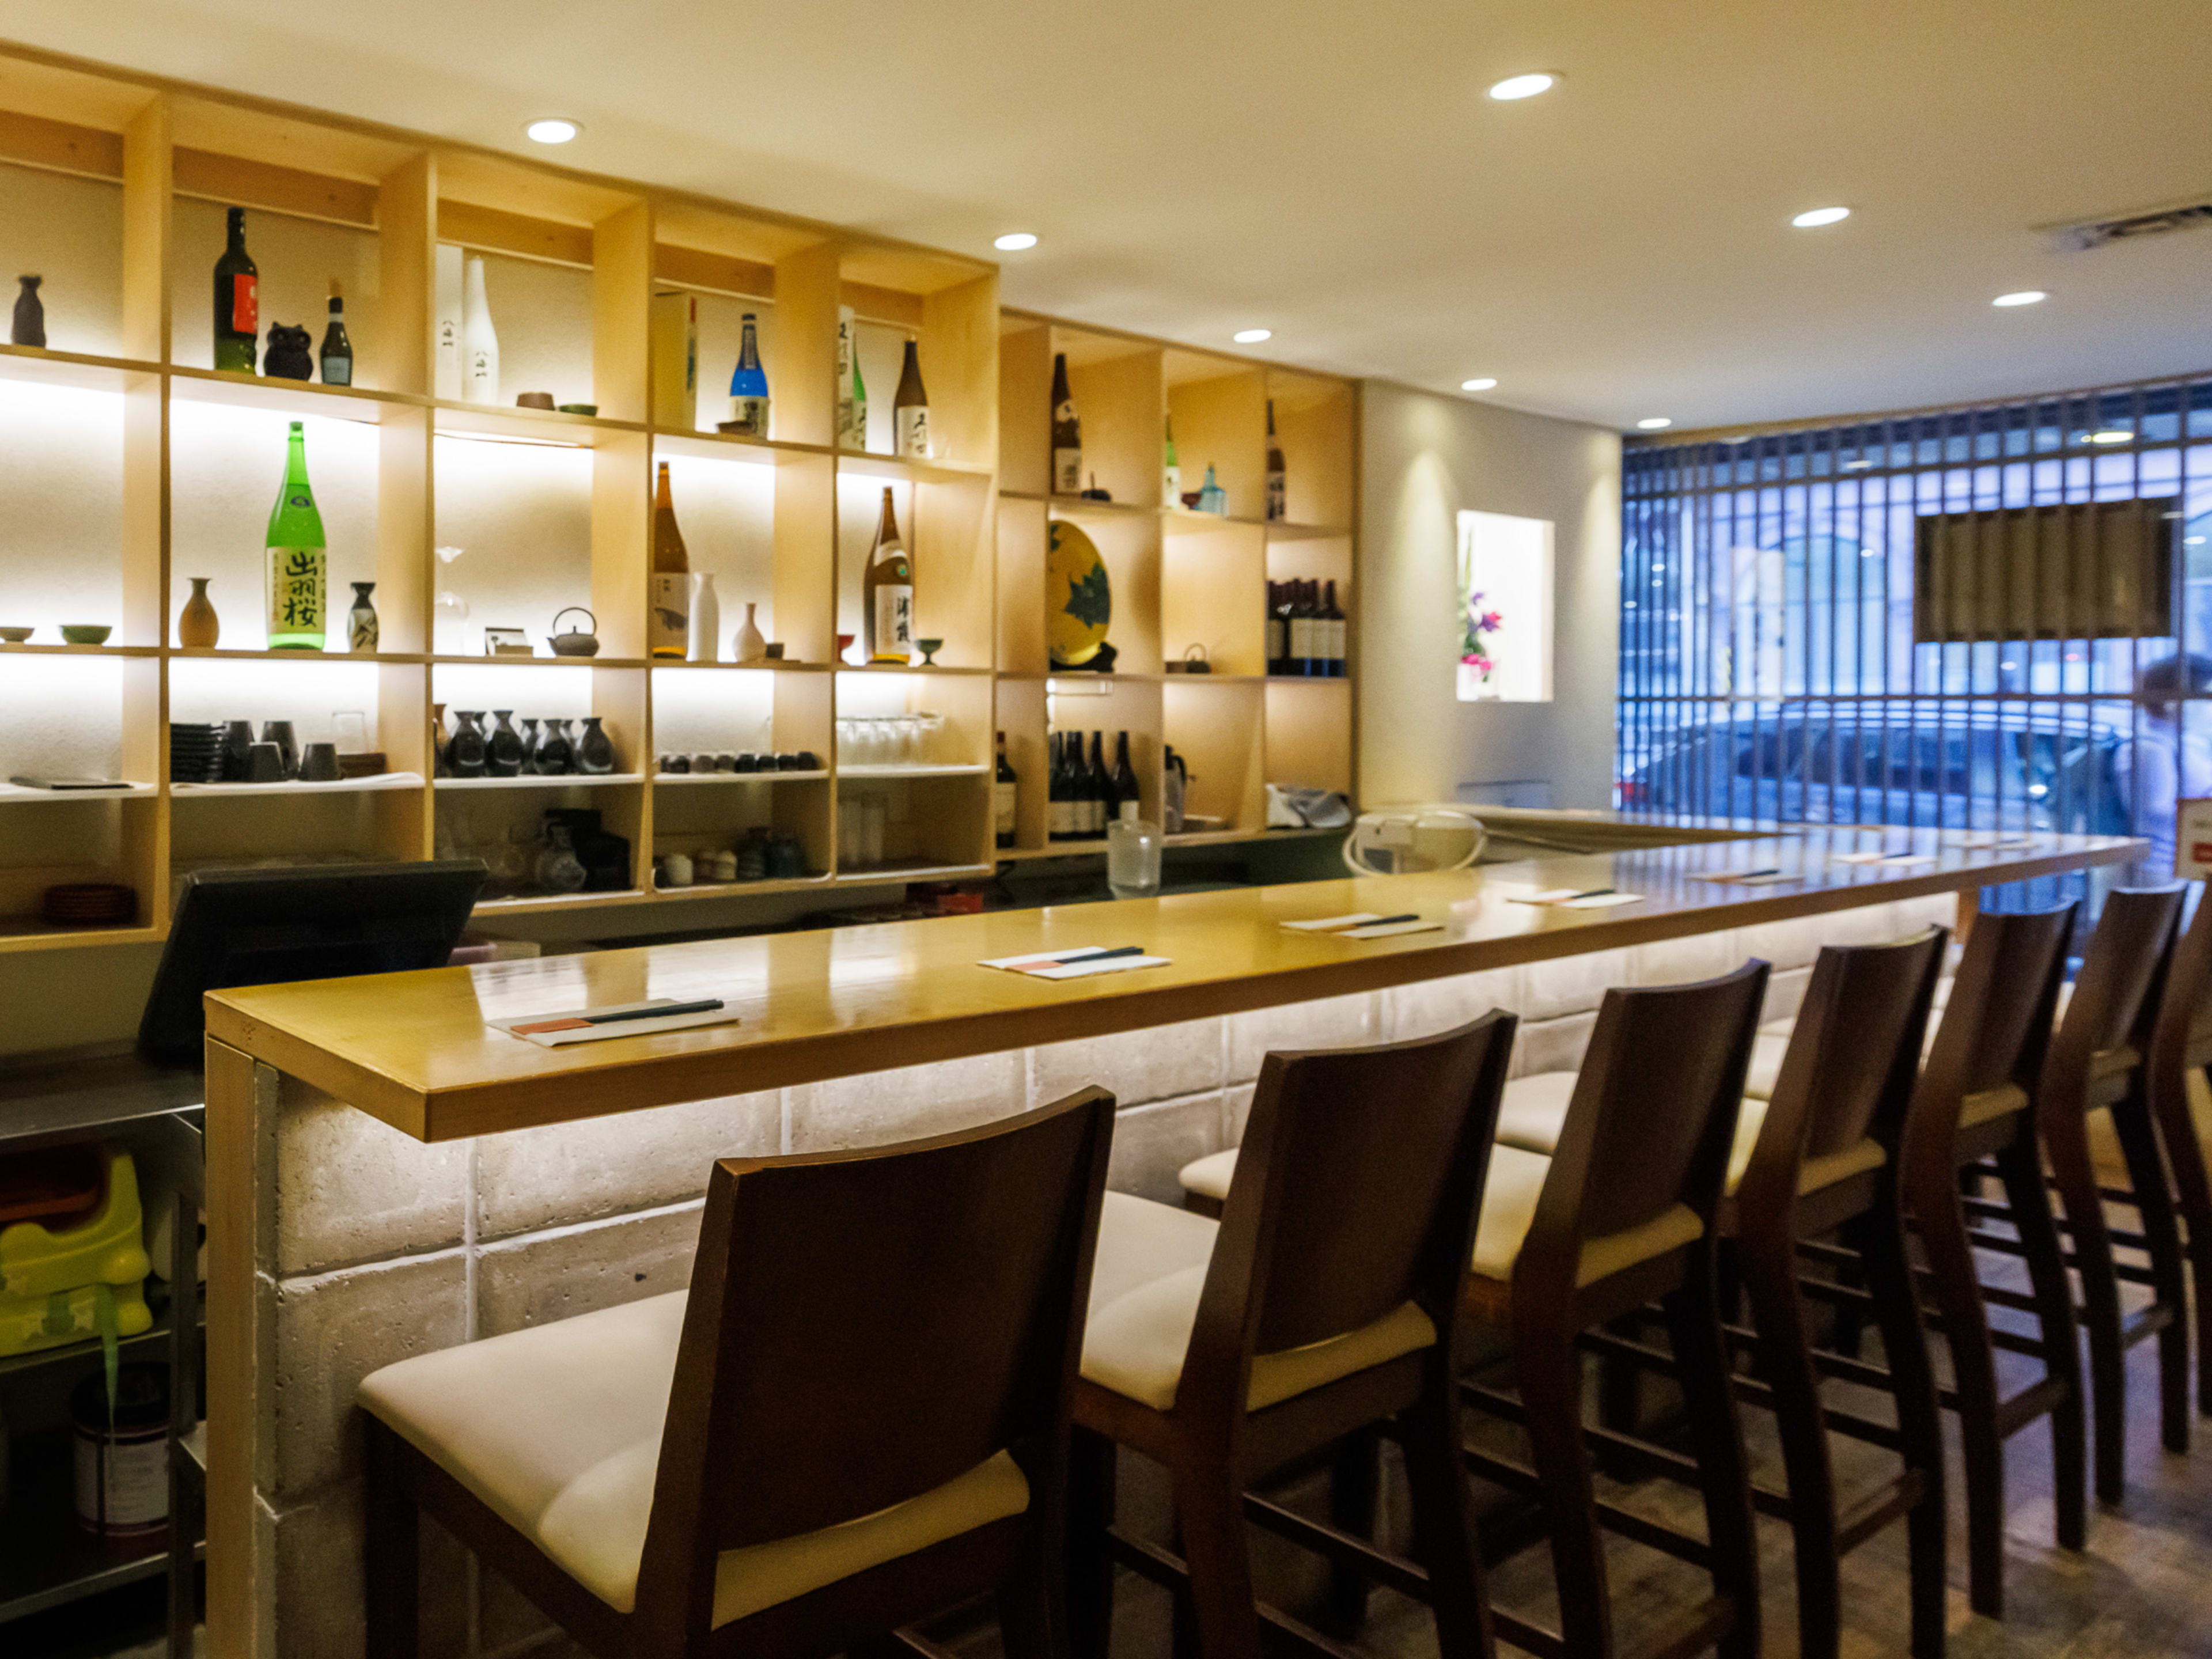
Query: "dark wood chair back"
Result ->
[[638, 1087, 1116, 1594], [1743, 929, 1948, 1206], [1538, 961, 1770, 1252], [1913, 902, 2076, 1124], [2050, 885, 2184, 1073], [2152, 885, 2212, 1075], [1185, 1012, 1518, 1405]]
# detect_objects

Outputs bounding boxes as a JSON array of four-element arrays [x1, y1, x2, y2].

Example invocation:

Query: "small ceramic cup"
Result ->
[[661, 852, 694, 888], [297, 742, 341, 782], [245, 741, 286, 783], [515, 391, 556, 410]]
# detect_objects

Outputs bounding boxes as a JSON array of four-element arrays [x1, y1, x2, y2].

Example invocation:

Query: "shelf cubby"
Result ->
[[1164, 677, 1267, 835]]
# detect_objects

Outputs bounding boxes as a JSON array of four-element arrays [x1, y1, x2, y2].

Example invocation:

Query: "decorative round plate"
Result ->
[[1046, 520, 1111, 668]]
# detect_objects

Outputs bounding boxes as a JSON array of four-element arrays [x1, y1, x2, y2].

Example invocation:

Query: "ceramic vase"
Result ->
[[732, 601, 766, 664], [179, 577, 220, 648], [463, 255, 499, 404], [688, 572, 720, 662], [535, 718, 575, 775], [219, 719, 255, 782], [535, 822, 588, 893], [487, 710, 524, 777], [518, 717, 541, 775], [577, 714, 616, 775], [348, 582, 378, 653], [12, 274, 43, 347], [448, 710, 488, 778]]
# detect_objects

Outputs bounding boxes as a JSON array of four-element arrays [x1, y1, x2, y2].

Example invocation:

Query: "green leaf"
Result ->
[[1062, 562, 1112, 630]]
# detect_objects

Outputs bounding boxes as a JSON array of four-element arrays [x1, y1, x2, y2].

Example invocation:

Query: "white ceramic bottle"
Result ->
[[463, 255, 499, 404], [732, 601, 766, 664], [434, 244, 463, 399], [688, 572, 720, 662]]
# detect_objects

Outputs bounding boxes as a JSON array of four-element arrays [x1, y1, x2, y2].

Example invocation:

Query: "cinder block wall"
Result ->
[[240, 893, 1953, 1657]]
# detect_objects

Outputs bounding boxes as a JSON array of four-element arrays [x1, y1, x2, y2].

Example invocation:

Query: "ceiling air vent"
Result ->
[[2051, 199, 2212, 251]]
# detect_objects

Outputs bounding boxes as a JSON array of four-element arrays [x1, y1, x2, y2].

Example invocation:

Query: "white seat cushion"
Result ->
[[1083, 1191, 1434, 1411], [1467, 1143, 1705, 1304], [359, 1291, 1029, 1624], [1176, 1149, 1237, 1203], [1723, 1096, 1886, 1196], [1741, 1032, 1791, 1100], [1494, 1071, 1577, 1154]]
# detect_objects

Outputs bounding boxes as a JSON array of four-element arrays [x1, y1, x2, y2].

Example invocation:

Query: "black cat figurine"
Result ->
[[262, 321, 313, 380]]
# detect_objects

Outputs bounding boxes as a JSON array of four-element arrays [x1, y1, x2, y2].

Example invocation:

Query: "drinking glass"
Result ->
[[1107, 816, 1163, 901]]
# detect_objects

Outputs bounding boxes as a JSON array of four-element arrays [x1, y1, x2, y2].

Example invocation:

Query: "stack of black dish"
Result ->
[[168, 722, 223, 782]]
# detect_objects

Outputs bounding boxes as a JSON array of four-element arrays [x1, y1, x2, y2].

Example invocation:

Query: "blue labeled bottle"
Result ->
[[721, 312, 769, 438]]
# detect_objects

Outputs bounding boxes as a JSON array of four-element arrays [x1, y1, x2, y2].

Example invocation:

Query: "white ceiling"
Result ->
[[9, 0, 2211, 433]]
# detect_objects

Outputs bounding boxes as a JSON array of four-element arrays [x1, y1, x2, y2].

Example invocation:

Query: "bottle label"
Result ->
[[1328, 617, 1347, 667], [726, 395, 770, 437], [232, 273, 258, 335], [1267, 616, 1286, 666], [1267, 469, 1286, 521], [1051, 798, 1075, 838], [1164, 464, 1180, 501], [1053, 447, 1082, 495], [267, 546, 325, 638], [841, 397, 867, 449], [1290, 616, 1314, 662], [896, 406, 931, 460], [321, 354, 352, 387], [871, 582, 913, 661], [995, 781, 1017, 835], [75, 1427, 169, 1533], [649, 571, 689, 655]]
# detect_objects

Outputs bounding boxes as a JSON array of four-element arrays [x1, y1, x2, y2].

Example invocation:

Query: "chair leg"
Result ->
[[2112, 1084, 2194, 1455], [1510, 1320, 1615, 1659], [1859, 1196, 1948, 1659], [1740, 1222, 1842, 1659], [1400, 1366, 1497, 1659], [2043, 1093, 2130, 1504], [1169, 1447, 1265, 1659], [1664, 1265, 1760, 1659], [2180, 1065, 2212, 1419], [1067, 1427, 1118, 1659], [1325, 1427, 1380, 1634], [1003, 1528, 1071, 1659], [1910, 1150, 2012, 1620], [1995, 1128, 2089, 1555], [363, 1418, 420, 1659]]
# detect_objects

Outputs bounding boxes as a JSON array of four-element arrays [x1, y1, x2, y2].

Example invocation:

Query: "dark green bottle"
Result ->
[[213, 207, 258, 373]]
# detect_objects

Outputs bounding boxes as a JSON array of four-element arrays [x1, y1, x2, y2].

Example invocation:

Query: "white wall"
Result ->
[[1357, 380, 1621, 809]]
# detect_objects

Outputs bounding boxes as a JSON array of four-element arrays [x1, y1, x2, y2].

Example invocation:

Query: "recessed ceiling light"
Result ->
[[1791, 206, 1851, 228], [1488, 72, 1558, 101], [1636, 417, 1673, 430], [1233, 328, 1272, 344], [1460, 377, 1498, 392], [2087, 429, 2134, 444], [993, 232, 1037, 251], [1991, 290, 2047, 307], [525, 118, 580, 145]]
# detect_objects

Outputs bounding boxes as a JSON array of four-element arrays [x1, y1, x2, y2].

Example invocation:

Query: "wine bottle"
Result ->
[[994, 729, 1018, 849], [725, 312, 770, 437], [893, 336, 930, 459], [319, 282, 353, 387], [1112, 731, 1141, 820], [1051, 353, 1082, 495], [1265, 399, 1286, 522], [1324, 579, 1347, 678], [649, 463, 690, 660], [1265, 581, 1286, 675], [1088, 732, 1112, 838], [1048, 733, 1073, 841], [463, 255, 499, 404], [1162, 414, 1180, 504], [863, 487, 912, 663], [266, 421, 326, 650], [214, 207, 259, 373]]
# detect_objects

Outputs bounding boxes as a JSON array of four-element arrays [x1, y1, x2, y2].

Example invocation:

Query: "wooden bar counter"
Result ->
[[200, 824, 2138, 1657]]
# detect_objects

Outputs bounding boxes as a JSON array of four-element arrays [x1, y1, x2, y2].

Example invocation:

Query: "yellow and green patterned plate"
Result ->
[[1047, 520, 1112, 667]]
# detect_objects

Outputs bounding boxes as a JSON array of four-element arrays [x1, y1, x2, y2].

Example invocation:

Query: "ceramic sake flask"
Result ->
[[12, 274, 44, 347], [731, 601, 767, 664], [347, 582, 378, 653], [179, 578, 220, 648]]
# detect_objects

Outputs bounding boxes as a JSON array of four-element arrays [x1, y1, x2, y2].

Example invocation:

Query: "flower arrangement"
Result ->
[[1461, 589, 1503, 683]]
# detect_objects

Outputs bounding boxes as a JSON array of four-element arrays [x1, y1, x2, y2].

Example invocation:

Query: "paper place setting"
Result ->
[[1687, 867, 1793, 885], [489, 997, 740, 1048], [979, 945, 1172, 980], [1832, 851, 1899, 865], [1510, 887, 1647, 910], [1283, 912, 1445, 940], [1953, 833, 2038, 850]]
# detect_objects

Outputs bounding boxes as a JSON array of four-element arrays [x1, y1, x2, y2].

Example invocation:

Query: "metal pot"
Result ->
[[548, 607, 601, 658]]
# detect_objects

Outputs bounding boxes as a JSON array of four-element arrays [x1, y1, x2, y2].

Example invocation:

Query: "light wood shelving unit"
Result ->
[[994, 311, 1357, 858], [0, 46, 1355, 951]]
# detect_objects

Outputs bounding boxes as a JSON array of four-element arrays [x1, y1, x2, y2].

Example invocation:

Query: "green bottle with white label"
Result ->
[[265, 421, 327, 650]]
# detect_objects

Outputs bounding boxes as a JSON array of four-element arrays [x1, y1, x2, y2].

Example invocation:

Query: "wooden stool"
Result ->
[[1899, 903, 2083, 1620], [357, 1087, 1116, 1659], [2146, 885, 2212, 1420], [1070, 1013, 1518, 1659], [1459, 961, 1769, 1659]]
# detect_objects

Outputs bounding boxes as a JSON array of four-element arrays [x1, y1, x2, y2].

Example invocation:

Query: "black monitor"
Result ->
[[138, 861, 486, 1063]]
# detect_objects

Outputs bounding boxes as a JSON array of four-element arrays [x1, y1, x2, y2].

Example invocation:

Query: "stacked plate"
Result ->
[[169, 722, 222, 783], [43, 882, 137, 926]]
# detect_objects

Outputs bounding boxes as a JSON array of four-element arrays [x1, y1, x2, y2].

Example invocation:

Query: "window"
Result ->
[[1457, 510, 1554, 702]]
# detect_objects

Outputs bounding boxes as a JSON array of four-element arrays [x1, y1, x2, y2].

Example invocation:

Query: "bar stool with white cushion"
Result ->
[[358, 1087, 1116, 1659]]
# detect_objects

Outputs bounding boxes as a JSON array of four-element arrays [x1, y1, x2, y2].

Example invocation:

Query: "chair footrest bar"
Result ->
[[1462, 1443, 1545, 1498], [1620, 1596, 1738, 1659], [1820, 1403, 1906, 1452], [1463, 1381, 1526, 1425], [1241, 1493, 1433, 1604], [1590, 1495, 1714, 1570], [1795, 1237, 1863, 1269], [1490, 1607, 1566, 1659], [1835, 1471, 1926, 1555], [1803, 1342, 1896, 1393], [2122, 1302, 2179, 1347]]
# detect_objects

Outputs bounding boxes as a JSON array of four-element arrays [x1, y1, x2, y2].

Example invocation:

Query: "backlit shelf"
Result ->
[[654, 770, 829, 784], [831, 861, 994, 887], [435, 772, 643, 790], [0, 342, 161, 394], [1048, 494, 1153, 521], [431, 399, 645, 449], [0, 781, 157, 801], [1162, 507, 1262, 536], [835, 662, 994, 676], [472, 888, 652, 916], [1263, 518, 1353, 541], [652, 874, 834, 900], [168, 366, 426, 424], [0, 642, 160, 657], [430, 654, 650, 669], [651, 658, 832, 673], [171, 771, 425, 798], [837, 449, 995, 487], [172, 647, 427, 662], [652, 426, 832, 466], [837, 764, 990, 779]]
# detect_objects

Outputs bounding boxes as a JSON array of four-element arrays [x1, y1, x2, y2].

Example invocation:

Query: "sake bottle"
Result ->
[[463, 255, 499, 403], [893, 336, 930, 459], [724, 311, 770, 437], [863, 487, 912, 663], [1051, 352, 1081, 495], [1162, 413, 1180, 504], [266, 422, 327, 650], [649, 462, 690, 660]]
